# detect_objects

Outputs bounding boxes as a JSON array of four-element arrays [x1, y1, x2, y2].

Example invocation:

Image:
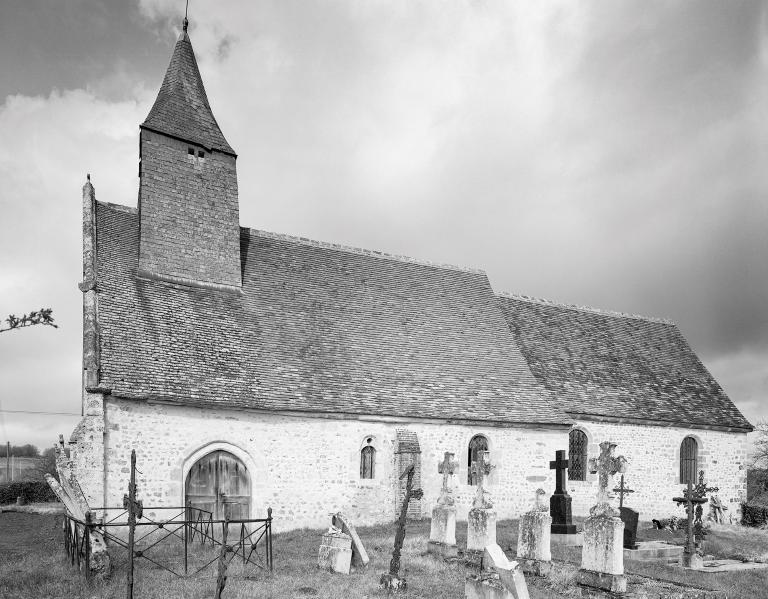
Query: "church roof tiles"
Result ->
[[495, 294, 752, 431], [94, 202, 569, 426]]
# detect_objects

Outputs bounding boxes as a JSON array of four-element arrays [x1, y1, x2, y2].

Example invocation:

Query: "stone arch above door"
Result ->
[[183, 444, 253, 521]]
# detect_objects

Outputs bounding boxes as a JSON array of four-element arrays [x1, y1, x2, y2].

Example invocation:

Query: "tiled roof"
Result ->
[[94, 202, 569, 426], [496, 294, 753, 431], [141, 31, 235, 155]]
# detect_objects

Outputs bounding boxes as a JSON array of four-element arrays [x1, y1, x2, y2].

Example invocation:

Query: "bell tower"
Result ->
[[137, 18, 241, 291]]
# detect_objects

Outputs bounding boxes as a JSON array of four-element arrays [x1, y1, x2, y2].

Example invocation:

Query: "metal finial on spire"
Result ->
[[183, 0, 189, 32], [87, 173, 90, 181]]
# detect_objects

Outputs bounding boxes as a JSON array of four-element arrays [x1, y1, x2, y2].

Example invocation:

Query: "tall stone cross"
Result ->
[[437, 452, 458, 505], [549, 450, 569, 495], [471, 450, 494, 509], [588, 441, 627, 515], [612, 474, 635, 509]]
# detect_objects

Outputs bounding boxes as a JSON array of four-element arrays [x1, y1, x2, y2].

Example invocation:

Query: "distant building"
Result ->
[[70, 20, 752, 530]]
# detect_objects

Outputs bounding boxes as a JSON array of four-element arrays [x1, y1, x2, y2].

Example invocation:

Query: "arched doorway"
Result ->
[[185, 450, 250, 520]]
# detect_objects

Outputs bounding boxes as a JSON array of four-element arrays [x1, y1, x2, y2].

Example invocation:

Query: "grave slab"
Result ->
[[691, 559, 768, 573], [331, 512, 369, 570], [623, 541, 683, 562], [317, 530, 352, 574]]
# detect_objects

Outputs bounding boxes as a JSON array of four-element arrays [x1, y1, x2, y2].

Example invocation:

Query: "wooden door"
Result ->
[[185, 451, 250, 521]]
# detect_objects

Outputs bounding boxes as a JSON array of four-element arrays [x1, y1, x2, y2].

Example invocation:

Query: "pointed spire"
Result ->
[[141, 24, 235, 155]]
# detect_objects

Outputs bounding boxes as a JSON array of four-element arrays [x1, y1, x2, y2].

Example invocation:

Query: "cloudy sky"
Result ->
[[0, 0, 766, 452]]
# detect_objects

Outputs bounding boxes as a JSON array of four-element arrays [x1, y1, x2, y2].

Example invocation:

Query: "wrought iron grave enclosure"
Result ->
[[63, 505, 273, 580]]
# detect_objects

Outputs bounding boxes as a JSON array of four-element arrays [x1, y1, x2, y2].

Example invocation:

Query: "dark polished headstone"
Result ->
[[550, 450, 577, 534], [620, 506, 639, 550], [550, 494, 577, 534]]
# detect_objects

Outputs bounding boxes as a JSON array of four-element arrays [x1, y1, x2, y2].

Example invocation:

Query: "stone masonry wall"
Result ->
[[565, 420, 750, 522], [79, 398, 749, 533], [138, 129, 241, 288]]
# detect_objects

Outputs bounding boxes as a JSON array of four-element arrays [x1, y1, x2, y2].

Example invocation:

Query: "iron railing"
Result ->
[[62, 505, 273, 580]]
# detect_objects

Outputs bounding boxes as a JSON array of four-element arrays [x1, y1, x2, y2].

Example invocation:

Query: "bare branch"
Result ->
[[0, 308, 58, 334]]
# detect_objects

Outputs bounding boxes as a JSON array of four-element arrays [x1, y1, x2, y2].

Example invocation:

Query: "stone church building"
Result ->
[[70, 24, 752, 531]]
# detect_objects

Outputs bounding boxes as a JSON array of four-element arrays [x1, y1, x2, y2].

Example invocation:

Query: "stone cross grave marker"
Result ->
[[549, 450, 576, 535], [437, 451, 458, 506], [471, 450, 494, 509], [578, 441, 628, 594], [380, 464, 423, 592], [587, 441, 628, 516]]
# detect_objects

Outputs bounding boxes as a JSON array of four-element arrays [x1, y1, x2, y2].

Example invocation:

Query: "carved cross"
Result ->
[[612, 474, 635, 509], [471, 450, 494, 509], [549, 450, 569, 495], [588, 441, 627, 514], [437, 452, 458, 505]]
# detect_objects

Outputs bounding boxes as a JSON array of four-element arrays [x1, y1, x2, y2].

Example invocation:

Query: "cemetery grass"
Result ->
[[1, 512, 571, 599], [3, 512, 768, 599]]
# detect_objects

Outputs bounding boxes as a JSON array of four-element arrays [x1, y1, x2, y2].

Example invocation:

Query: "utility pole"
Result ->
[[6, 442, 9, 483]]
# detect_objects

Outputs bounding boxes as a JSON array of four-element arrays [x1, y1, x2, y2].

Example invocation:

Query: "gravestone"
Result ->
[[466, 451, 496, 553], [318, 527, 352, 574], [516, 489, 552, 576], [577, 441, 628, 594], [619, 507, 639, 551], [331, 512, 369, 570], [549, 450, 577, 536], [429, 452, 459, 558], [465, 544, 530, 599], [613, 475, 638, 550]]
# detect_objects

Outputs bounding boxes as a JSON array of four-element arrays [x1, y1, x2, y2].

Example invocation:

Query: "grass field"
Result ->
[[2, 511, 768, 598]]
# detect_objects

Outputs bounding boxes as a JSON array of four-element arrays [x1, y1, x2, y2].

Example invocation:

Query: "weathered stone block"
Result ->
[[430, 504, 456, 545], [467, 507, 496, 552], [516, 510, 551, 563], [581, 513, 624, 576], [317, 531, 352, 574]]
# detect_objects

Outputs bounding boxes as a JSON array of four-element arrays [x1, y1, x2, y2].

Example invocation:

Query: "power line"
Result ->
[[0, 409, 80, 416]]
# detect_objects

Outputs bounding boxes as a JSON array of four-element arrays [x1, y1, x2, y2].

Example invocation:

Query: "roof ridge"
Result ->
[[246, 228, 486, 275], [496, 291, 675, 325]]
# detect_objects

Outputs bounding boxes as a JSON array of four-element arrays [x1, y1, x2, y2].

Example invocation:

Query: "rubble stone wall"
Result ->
[[70, 398, 749, 532], [566, 420, 749, 522]]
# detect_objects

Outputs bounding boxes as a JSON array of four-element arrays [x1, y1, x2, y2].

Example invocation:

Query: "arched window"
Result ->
[[467, 434, 489, 485], [360, 439, 376, 479], [568, 429, 588, 481], [680, 437, 698, 484]]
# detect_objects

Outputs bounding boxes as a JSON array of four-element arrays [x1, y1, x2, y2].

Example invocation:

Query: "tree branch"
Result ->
[[0, 308, 58, 334]]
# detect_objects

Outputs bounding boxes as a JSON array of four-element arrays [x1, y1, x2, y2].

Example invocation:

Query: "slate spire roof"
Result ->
[[141, 26, 235, 155]]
